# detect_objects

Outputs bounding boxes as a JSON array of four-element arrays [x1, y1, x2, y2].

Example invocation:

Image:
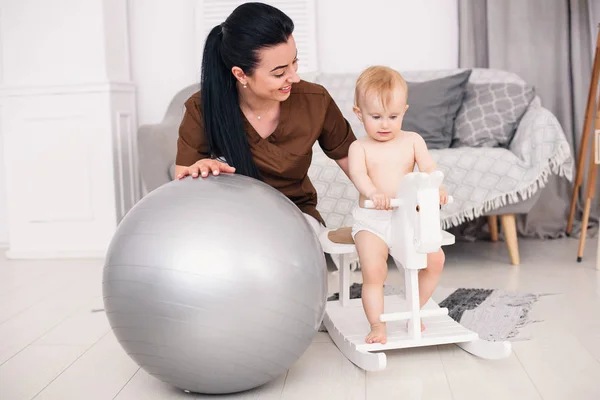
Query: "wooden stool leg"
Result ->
[[578, 198, 592, 262], [500, 214, 520, 265], [577, 112, 600, 262], [568, 26, 600, 234], [488, 215, 498, 242]]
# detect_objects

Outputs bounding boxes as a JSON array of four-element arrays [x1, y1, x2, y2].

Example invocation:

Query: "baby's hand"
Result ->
[[439, 186, 449, 205], [369, 192, 391, 210]]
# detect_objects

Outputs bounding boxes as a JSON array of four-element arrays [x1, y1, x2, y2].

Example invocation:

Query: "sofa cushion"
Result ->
[[452, 82, 535, 148], [402, 68, 526, 85], [402, 70, 472, 149]]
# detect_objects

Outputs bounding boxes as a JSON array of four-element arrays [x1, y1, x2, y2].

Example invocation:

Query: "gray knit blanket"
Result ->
[[309, 97, 573, 230]]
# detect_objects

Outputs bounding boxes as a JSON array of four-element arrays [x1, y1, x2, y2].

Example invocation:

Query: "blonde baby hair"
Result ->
[[354, 65, 408, 110]]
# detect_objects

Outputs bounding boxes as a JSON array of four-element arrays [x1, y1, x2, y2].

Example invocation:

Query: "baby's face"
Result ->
[[354, 89, 408, 142]]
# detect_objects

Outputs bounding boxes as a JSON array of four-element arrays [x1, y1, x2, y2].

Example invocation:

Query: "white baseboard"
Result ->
[[4, 249, 106, 260]]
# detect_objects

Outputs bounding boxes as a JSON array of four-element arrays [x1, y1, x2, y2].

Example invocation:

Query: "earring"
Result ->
[[243, 83, 247, 88]]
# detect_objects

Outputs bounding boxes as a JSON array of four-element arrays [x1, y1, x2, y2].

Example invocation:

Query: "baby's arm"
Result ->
[[348, 141, 377, 197], [412, 133, 437, 173], [412, 133, 449, 203]]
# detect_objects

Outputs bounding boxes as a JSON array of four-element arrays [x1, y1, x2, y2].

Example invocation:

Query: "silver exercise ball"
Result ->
[[102, 173, 327, 394]]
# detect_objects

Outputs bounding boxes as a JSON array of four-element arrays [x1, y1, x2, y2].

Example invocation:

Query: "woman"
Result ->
[[175, 2, 355, 232]]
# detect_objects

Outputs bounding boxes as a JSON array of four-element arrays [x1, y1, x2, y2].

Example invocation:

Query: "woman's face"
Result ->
[[235, 35, 301, 102]]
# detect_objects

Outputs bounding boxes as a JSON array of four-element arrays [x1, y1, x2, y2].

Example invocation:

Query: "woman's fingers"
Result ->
[[220, 163, 236, 173], [176, 168, 189, 180], [209, 161, 221, 176], [210, 160, 236, 175], [177, 160, 237, 180], [198, 164, 210, 177]]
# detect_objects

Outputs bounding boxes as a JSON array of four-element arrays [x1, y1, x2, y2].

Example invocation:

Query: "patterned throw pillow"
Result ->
[[452, 82, 535, 148]]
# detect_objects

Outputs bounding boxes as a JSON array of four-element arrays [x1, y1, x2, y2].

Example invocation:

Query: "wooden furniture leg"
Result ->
[[568, 25, 600, 235], [577, 103, 600, 262], [488, 215, 498, 242], [500, 214, 519, 265]]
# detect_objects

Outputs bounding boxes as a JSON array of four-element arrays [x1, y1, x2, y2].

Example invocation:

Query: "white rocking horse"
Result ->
[[319, 171, 512, 371]]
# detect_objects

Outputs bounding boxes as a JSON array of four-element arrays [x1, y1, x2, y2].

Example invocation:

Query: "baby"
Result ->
[[348, 66, 448, 345]]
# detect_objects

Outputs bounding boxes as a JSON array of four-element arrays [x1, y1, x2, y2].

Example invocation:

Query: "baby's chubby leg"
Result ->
[[354, 230, 389, 344], [419, 249, 445, 308]]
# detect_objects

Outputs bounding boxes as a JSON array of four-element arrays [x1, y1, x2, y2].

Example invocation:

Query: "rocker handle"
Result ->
[[364, 196, 453, 209], [363, 199, 402, 209]]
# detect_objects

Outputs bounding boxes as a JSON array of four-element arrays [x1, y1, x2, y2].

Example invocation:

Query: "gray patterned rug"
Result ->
[[322, 284, 550, 342]]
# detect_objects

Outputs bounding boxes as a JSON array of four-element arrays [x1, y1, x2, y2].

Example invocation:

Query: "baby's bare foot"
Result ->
[[365, 323, 387, 344]]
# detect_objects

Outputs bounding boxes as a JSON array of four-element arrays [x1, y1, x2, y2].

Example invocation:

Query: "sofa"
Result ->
[[137, 68, 573, 266]]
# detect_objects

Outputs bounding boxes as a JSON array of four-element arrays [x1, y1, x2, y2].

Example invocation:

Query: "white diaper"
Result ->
[[351, 207, 393, 246]]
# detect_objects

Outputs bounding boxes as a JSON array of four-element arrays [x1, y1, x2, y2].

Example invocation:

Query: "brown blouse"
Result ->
[[175, 80, 356, 225]]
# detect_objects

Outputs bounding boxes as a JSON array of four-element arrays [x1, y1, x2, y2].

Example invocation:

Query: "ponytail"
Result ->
[[200, 25, 261, 179], [199, 3, 294, 179]]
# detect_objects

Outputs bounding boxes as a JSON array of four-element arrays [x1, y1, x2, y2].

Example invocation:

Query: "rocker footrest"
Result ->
[[380, 307, 449, 322]]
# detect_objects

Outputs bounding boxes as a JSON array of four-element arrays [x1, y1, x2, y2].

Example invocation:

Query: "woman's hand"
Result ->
[[175, 159, 236, 179]]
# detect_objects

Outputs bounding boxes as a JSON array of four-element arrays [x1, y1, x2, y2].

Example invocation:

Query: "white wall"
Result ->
[[0, 9, 8, 245], [0, 106, 7, 246], [0, 0, 458, 249], [128, 0, 199, 126], [317, 0, 459, 73], [0, 0, 138, 258], [129, 0, 459, 126]]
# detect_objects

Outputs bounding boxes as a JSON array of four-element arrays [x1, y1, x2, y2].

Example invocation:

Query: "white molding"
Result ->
[[0, 0, 138, 259], [0, 81, 136, 97], [114, 110, 140, 221], [116, 111, 129, 219], [1, 88, 136, 257], [0, 6, 4, 86], [124, 112, 138, 208], [23, 114, 95, 223], [5, 249, 105, 260]]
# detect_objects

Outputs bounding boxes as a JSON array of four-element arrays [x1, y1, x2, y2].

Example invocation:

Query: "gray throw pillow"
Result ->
[[402, 70, 472, 149], [452, 82, 536, 148]]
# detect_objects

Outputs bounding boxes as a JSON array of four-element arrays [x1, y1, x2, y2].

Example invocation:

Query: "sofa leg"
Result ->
[[500, 214, 520, 265], [488, 216, 498, 242]]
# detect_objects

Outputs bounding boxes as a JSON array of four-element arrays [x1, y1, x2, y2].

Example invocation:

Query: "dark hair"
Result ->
[[200, 2, 294, 179]]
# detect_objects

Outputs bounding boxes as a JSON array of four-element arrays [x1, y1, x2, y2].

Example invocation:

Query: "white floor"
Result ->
[[0, 237, 599, 400]]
